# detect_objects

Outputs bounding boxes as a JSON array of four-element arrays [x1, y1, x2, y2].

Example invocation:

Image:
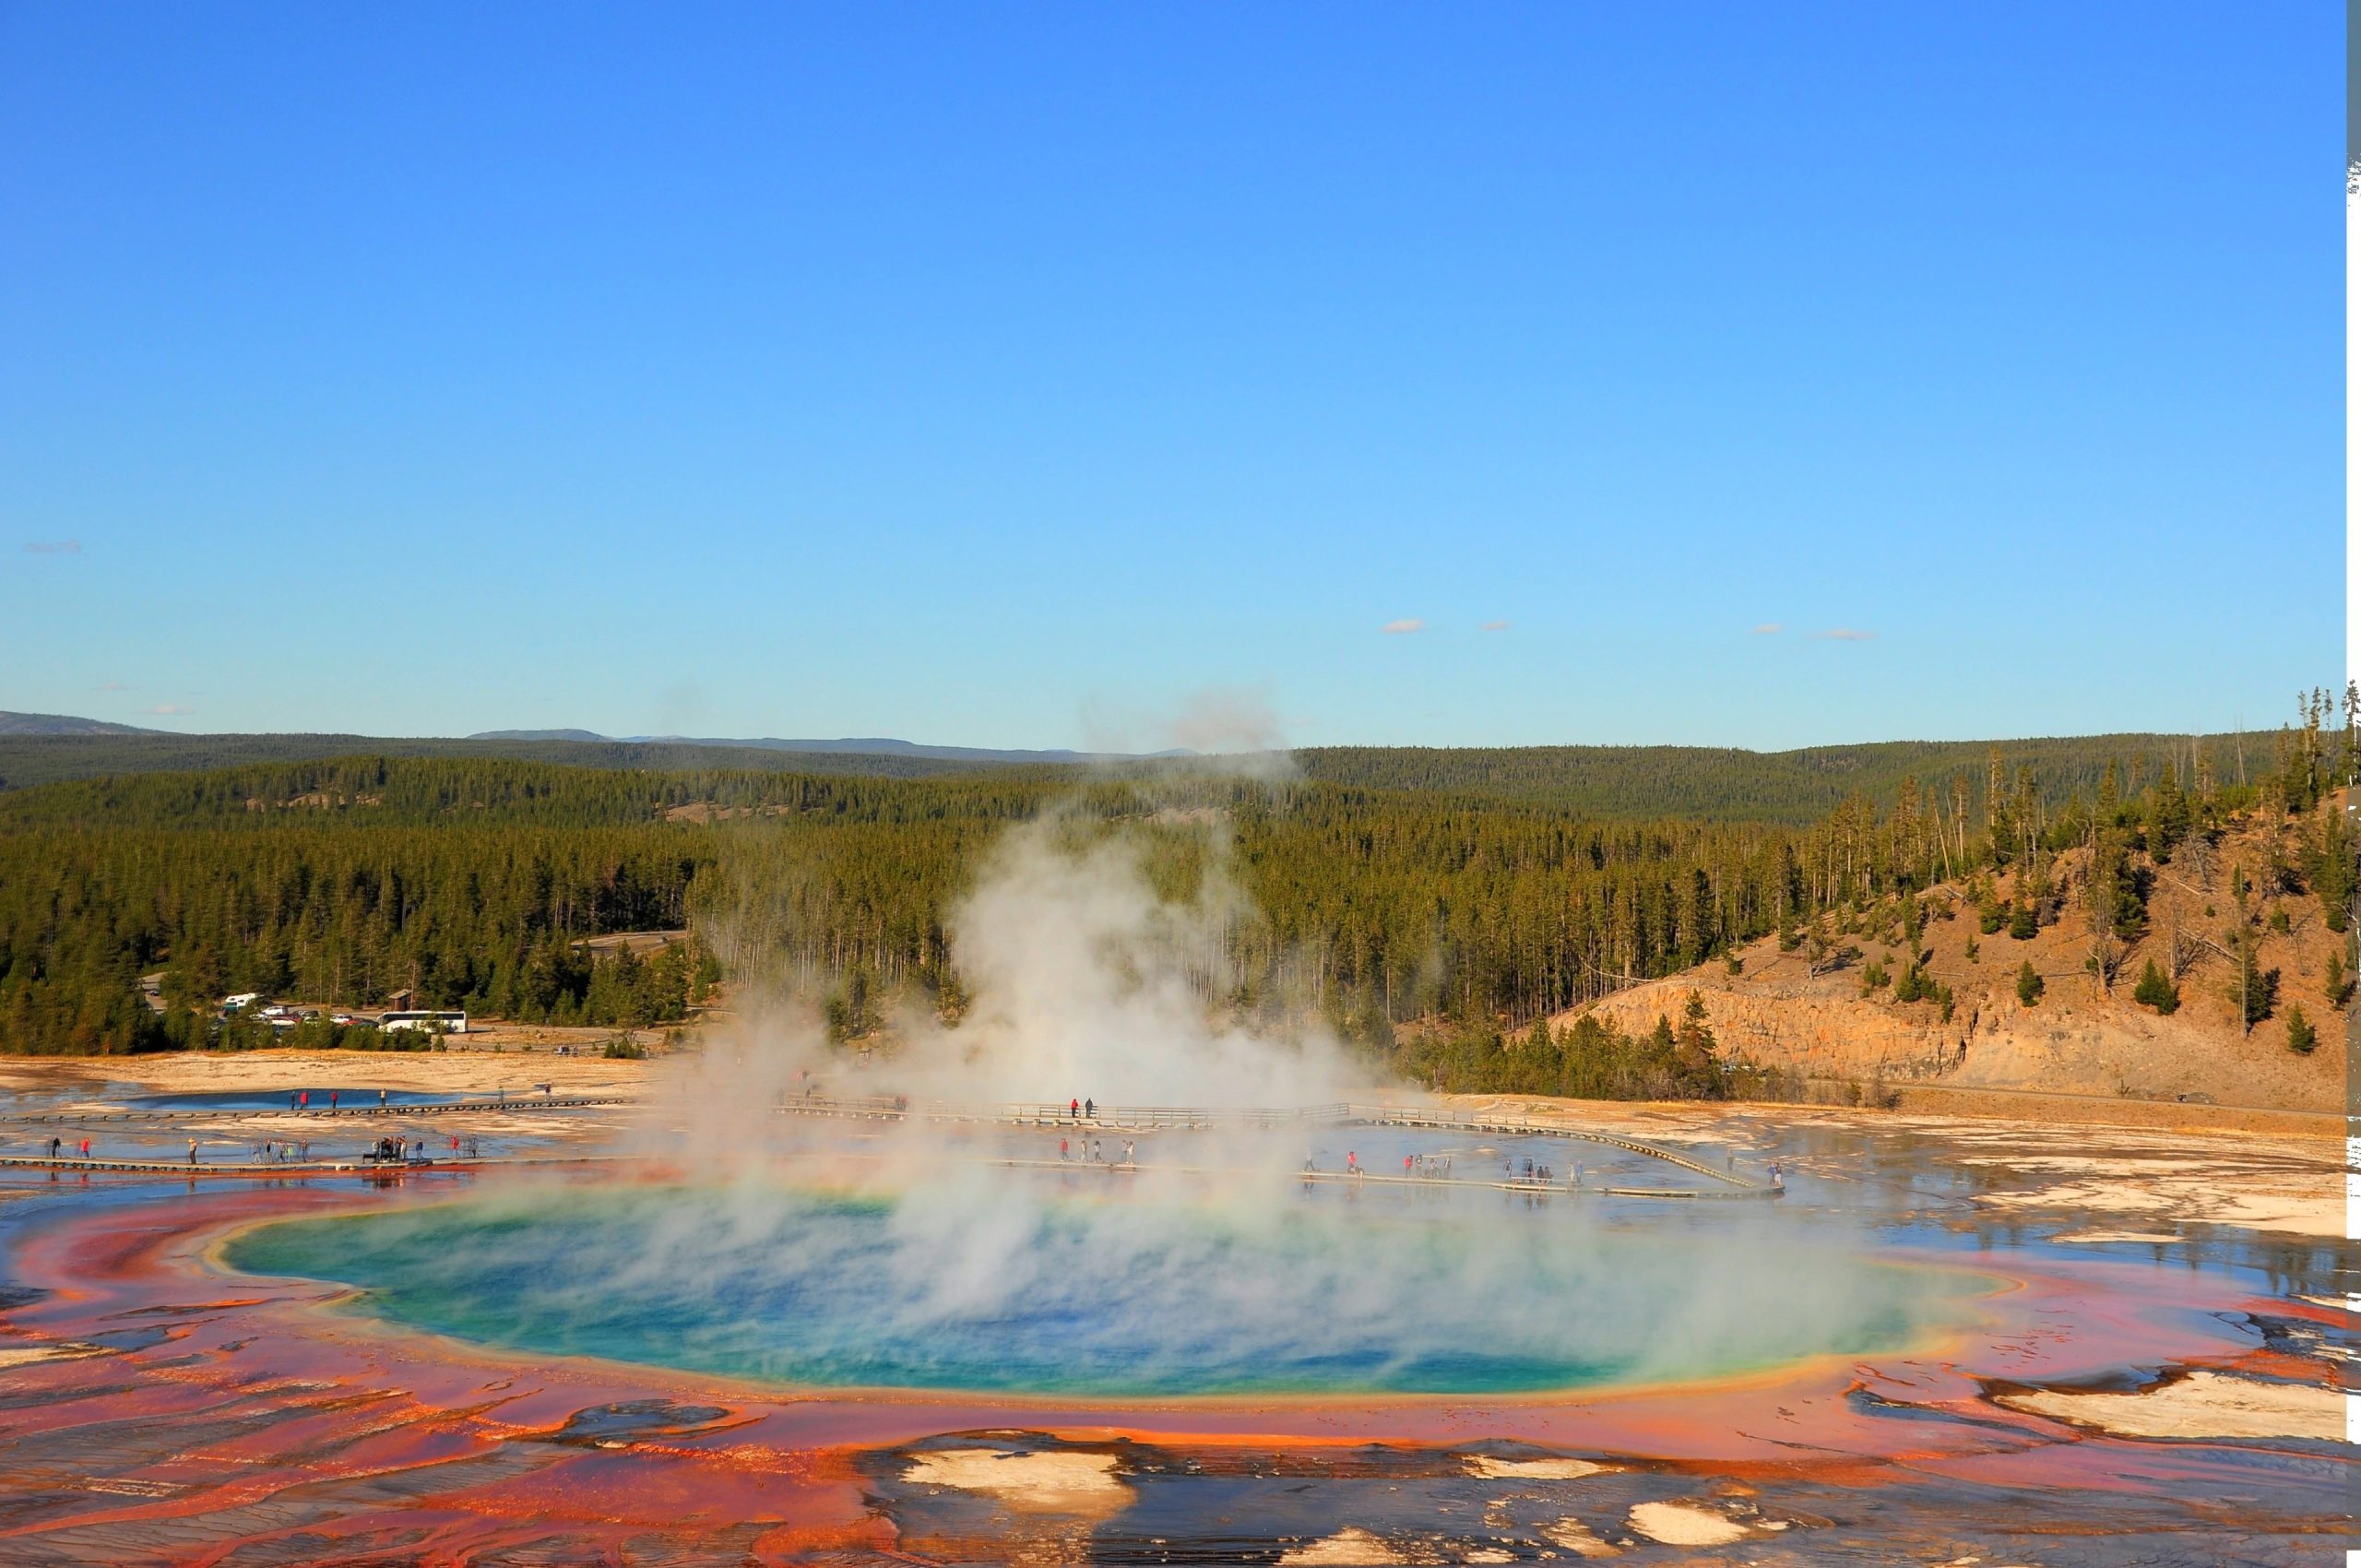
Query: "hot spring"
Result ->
[[223, 1174, 1984, 1398]]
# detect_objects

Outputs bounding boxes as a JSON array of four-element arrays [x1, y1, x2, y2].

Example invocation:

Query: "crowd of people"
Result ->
[[23, 1128, 486, 1168]]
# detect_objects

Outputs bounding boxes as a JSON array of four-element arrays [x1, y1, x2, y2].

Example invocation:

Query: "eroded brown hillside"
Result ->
[[1560, 810, 2350, 1112]]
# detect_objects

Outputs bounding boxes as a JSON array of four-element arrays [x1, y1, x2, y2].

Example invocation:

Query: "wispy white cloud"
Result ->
[[1750, 623, 1784, 635], [1382, 618, 1426, 635], [24, 540, 82, 555], [1813, 628, 1875, 642], [93, 680, 129, 692], [1480, 619, 1510, 632], [145, 703, 193, 716]]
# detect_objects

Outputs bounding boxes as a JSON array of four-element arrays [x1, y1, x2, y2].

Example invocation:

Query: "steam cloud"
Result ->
[[357, 771, 1969, 1405], [1164, 687, 1288, 757], [1077, 686, 1294, 777], [672, 802, 1370, 1134]]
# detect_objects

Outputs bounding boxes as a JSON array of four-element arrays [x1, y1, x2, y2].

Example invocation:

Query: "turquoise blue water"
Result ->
[[224, 1182, 1970, 1396]]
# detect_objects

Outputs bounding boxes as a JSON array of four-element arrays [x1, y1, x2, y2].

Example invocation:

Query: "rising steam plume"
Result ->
[[383, 704, 1972, 1404]]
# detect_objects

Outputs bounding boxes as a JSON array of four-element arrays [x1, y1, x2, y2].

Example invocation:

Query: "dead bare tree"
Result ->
[[2166, 919, 2205, 982], [2087, 932, 2125, 994], [2080, 865, 2126, 995], [2180, 829, 2216, 892], [1803, 919, 1857, 979]]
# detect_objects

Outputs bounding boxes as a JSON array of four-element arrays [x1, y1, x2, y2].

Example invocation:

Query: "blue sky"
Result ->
[[0, 4, 2341, 749]]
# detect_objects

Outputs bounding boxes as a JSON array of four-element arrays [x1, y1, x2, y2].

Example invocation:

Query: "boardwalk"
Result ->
[[0, 1152, 629, 1177], [1, 1094, 1780, 1199], [0, 1146, 1774, 1200], [785, 1095, 1780, 1194], [0, 1095, 631, 1126]]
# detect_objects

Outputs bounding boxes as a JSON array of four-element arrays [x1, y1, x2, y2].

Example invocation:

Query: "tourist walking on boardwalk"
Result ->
[[1347, 1150, 1358, 1174], [1122, 1140, 1134, 1166], [1084, 1098, 1095, 1121], [300, 1091, 309, 1109], [1069, 1098, 1079, 1121], [1059, 1137, 1069, 1160], [78, 1138, 89, 1158], [187, 1139, 198, 1165], [47, 1136, 60, 1159], [329, 1090, 338, 1110], [1404, 1155, 1414, 1176], [378, 1088, 387, 1107]]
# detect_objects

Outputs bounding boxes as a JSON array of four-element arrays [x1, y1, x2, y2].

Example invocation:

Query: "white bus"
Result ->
[[377, 1010, 468, 1035]]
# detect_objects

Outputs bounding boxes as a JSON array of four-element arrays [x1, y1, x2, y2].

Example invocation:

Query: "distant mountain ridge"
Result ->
[[467, 728, 610, 743], [0, 710, 2296, 829], [0, 732, 1009, 792], [468, 730, 1142, 765], [0, 711, 163, 737]]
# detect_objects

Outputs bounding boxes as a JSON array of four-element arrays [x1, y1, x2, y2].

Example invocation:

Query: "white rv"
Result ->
[[379, 1010, 469, 1035]]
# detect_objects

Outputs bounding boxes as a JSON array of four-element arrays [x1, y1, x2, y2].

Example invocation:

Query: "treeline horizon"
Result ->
[[1, 693, 2350, 1089], [0, 724, 2307, 825]]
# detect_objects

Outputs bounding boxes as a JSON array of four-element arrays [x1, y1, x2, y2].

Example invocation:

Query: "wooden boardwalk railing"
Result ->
[[0, 1093, 1779, 1198], [0, 1147, 1770, 1200], [0, 1096, 631, 1126], [778, 1096, 1777, 1194]]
